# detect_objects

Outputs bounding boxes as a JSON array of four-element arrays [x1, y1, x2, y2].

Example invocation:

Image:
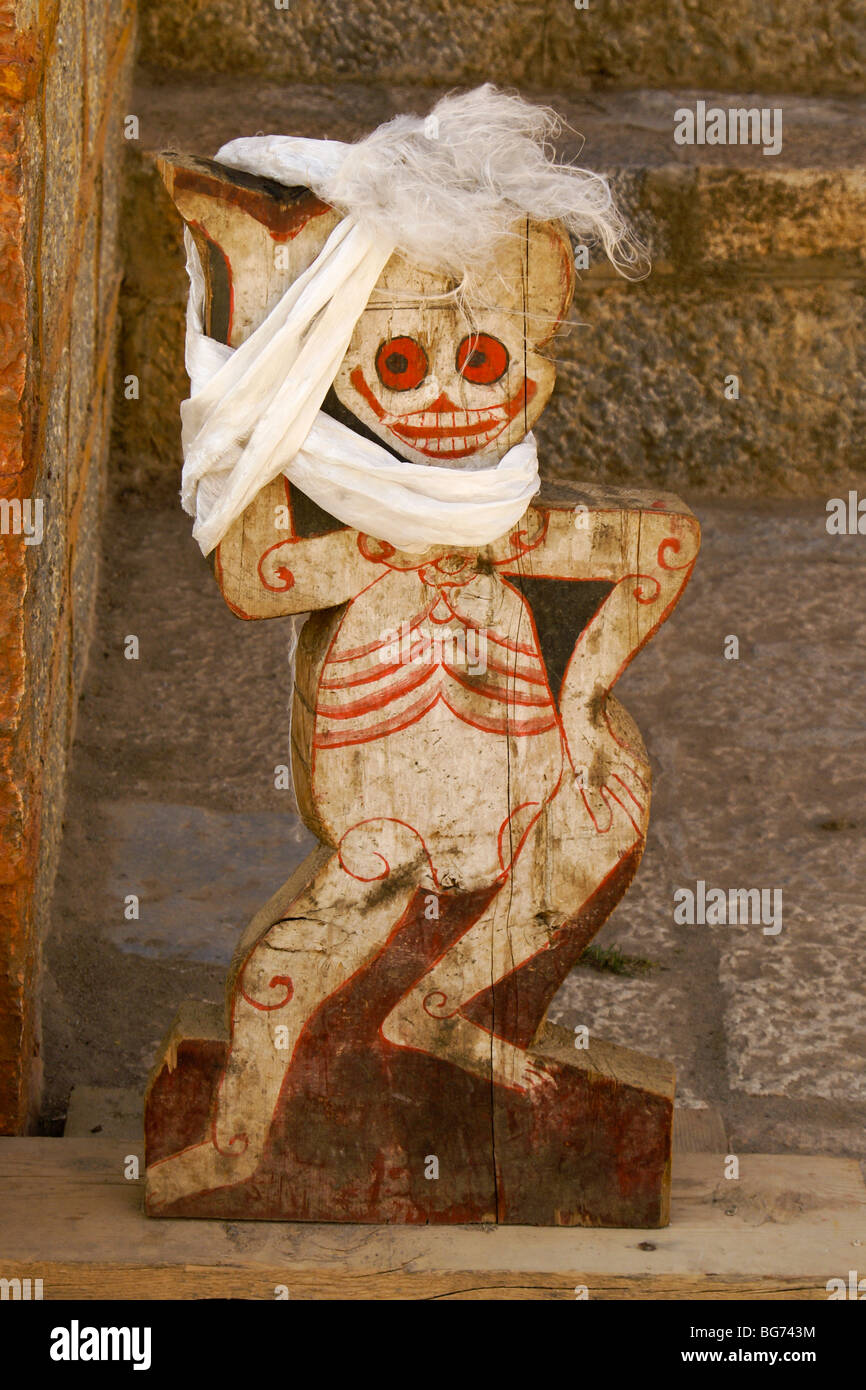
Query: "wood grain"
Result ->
[[146, 155, 701, 1226], [1, 1140, 862, 1299]]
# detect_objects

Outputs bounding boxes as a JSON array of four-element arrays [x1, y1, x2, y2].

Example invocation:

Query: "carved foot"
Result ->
[[146, 1137, 260, 1211], [381, 999, 557, 1096]]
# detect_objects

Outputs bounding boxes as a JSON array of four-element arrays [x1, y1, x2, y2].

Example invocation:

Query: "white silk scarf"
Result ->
[[179, 136, 540, 557]]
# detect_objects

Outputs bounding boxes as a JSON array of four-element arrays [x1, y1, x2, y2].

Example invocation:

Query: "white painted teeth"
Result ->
[[409, 426, 502, 454], [383, 406, 509, 429]]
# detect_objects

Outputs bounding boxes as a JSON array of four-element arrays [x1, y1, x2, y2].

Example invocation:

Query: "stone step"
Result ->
[[116, 81, 866, 498], [64, 1085, 142, 1141], [136, 2, 866, 98]]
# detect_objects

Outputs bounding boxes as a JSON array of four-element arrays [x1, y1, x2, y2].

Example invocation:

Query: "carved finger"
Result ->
[[611, 766, 648, 814], [580, 784, 615, 834]]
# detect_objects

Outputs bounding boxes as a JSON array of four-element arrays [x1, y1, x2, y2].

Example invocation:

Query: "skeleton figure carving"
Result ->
[[146, 89, 700, 1225]]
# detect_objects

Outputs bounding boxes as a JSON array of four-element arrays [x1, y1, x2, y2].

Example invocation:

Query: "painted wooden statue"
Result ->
[[145, 87, 700, 1225]]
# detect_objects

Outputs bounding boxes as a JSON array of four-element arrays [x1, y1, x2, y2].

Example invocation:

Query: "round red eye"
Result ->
[[375, 336, 428, 391], [456, 333, 508, 385]]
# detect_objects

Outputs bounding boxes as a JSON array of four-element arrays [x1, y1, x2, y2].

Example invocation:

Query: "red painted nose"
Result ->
[[426, 391, 462, 413]]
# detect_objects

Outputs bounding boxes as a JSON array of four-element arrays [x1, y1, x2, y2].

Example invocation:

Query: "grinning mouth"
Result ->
[[388, 404, 511, 455], [349, 369, 535, 459]]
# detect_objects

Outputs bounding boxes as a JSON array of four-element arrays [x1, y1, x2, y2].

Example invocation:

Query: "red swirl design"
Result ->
[[212, 1126, 249, 1157], [358, 534, 397, 564], [240, 975, 294, 1011], [658, 537, 693, 571], [422, 990, 459, 1019], [337, 846, 390, 882], [493, 509, 550, 566], [631, 574, 661, 604], [337, 817, 438, 887], [257, 539, 297, 592]]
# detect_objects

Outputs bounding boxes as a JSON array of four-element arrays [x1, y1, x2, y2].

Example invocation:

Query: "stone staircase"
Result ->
[[117, 60, 866, 501], [134, 0, 865, 97], [37, 10, 866, 1158]]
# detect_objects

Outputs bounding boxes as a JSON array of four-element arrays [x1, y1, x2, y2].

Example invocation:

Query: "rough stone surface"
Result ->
[[116, 81, 866, 502], [70, 405, 107, 698], [0, 0, 134, 1133], [135, 0, 866, 95], [66, 202, 99, 502], [539, 280, 866, 497], [102, 802, 313, 965], [64, 1083, 142, 1138], [113, 146, 187, 498], [0, 1, 46, 1132], [24, 349, 69, 690], [42, 495, 866, 1163], [40, 0, 85, 333], [129, 82, 866, 173]]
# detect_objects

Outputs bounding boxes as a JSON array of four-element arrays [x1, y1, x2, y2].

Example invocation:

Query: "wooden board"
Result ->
[[146, 153, 701, 1226], [1, 1140, 863, 1299]]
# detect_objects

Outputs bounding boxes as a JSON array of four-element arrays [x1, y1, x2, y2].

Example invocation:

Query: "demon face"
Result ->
[[332, 220, 575, 468]]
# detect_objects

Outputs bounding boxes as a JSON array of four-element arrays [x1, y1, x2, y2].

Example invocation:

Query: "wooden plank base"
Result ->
[[145, 1003, 674, 1227], [0, 1140, 863, 1299]]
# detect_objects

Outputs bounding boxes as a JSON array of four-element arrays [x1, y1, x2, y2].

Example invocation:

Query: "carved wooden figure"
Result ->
[[145, 104, 700, 1226]]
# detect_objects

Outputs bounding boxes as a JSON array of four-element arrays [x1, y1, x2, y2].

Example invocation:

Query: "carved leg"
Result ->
[[147, 821, 427, 1208], [381, 755, 649, 1094]]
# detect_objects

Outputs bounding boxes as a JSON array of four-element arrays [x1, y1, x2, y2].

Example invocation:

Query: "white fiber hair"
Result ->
[[321, 84, 647, 285]]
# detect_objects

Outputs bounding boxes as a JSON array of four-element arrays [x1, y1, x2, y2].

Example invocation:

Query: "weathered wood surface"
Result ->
[[145, 154, 700, 1225], [146, 1009, 674, 1225], [155, 152, 341, 348], [2, 1140, 863, 1299]]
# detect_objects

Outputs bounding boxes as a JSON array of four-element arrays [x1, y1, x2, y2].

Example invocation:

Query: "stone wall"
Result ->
[[116, 82, 866, 501], [4, 0, 866, 1133], [0, 0, 135, 1132], [136, 0, 866, 96]]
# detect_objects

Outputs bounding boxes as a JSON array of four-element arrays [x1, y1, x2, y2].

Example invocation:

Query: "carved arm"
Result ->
[[213, 475, 377, 618]]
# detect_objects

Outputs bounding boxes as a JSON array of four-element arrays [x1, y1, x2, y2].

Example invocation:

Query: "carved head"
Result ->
[[332, 220, 575, 468]]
